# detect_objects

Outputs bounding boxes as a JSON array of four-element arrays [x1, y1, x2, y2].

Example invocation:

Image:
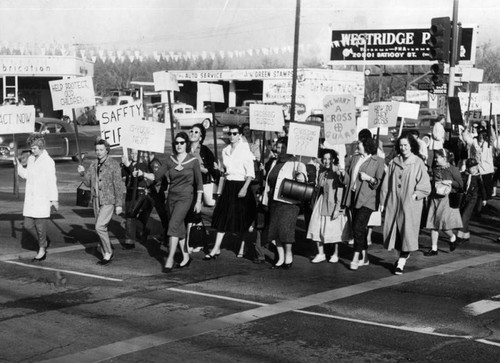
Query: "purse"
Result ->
[[189, 218, 208, 248], [280, 171, 316, 203], [449, 192, 465, 209], [76, 181, 91, 207]]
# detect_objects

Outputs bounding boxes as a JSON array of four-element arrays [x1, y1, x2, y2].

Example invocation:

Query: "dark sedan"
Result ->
[[0, 118, 98, 163]]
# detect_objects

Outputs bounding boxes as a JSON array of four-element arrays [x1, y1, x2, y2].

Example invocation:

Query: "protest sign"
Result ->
[[120, 119, 166, 153], [198, 82, 224, 103], [367, 101, 399, 128], [397, 102, 420, 119], [287, 122, 320, 157], [406, 90, 428, 102], [249, 104, 284, 132], [323, 95, 357, 145], [153, 71, 180, 92], [0, 105, 36, 134], [49, 76, 95, 110], [97, 101, 144, 148]]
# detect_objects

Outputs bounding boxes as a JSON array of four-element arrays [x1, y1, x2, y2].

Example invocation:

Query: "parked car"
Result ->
[[171, 103, 212, 129], [215, 106, 249, 126], [0, 118, 97, 164]]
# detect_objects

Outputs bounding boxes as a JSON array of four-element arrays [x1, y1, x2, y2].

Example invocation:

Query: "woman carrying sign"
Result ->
[[262, 137, 307, 269]]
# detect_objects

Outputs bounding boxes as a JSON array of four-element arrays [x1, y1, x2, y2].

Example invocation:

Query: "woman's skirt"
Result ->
[[425, 195, 463, 230], [306, 194, 352, 243], [211, 180, 256, 234], [267, 200, 300, 244]]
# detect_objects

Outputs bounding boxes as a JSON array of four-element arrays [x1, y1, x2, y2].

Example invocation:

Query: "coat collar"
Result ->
[[392, 153, 419, 168]]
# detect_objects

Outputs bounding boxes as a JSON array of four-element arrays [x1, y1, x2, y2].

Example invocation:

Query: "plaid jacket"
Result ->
[[82, 157, 124, 207]]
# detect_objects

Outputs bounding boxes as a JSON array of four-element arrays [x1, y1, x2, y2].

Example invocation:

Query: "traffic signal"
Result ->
[[428, 17, 452, 62], [430, 63, 445, 87]]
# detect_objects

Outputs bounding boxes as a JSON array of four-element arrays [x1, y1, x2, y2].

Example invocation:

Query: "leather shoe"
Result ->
[[424, 249, 438, 256]]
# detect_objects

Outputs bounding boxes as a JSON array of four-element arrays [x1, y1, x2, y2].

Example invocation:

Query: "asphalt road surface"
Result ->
[[0, 132, 499, 362]]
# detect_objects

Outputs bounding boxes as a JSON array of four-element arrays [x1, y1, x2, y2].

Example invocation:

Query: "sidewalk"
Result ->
[[2, 189, 500, 261]]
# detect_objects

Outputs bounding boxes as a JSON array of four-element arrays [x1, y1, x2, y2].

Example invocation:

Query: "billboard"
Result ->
[[329, 26, 477, 65]]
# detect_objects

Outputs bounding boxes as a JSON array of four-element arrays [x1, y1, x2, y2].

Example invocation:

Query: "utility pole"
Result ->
[[289, 0, 301, 123], [447, 0, 459, 99]]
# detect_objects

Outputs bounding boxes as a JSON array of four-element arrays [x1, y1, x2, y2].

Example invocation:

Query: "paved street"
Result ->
[[0, 159, 500, 362]]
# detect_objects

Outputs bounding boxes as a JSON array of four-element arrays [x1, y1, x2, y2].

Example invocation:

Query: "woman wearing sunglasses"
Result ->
[[142, 132, 203, 272], [204, 125, 256, 260]]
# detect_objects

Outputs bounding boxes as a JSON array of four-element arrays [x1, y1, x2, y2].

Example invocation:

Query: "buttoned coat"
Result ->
[[380, 154, 431, 252], [18, 150, 58, 218], [82, 157, 124, 207], [343, 154, 385, 210]]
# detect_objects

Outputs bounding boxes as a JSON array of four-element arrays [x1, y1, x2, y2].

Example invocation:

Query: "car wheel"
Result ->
[[202, 119, 211, 129]]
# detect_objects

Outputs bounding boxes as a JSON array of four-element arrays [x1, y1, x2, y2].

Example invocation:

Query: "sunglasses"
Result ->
[[189, 130, 200, 134], [227, 132, 239, 136], [175, 141, 186, 145]]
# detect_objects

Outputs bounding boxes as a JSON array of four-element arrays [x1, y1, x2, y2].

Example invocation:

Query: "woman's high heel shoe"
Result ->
[[203, 252, 220, 261], [179, 258, 192, 268], [32, 251, 47, 262], [282, 262, 293, 269]]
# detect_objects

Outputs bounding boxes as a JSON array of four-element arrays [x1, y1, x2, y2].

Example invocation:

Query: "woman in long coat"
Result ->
[[380, 133, 431, 275]]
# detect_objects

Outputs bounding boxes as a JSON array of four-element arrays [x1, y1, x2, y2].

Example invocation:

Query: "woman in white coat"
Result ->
[[16, 134, 59, 261]]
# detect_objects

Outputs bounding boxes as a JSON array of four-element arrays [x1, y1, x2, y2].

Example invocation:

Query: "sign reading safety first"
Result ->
[[0, 105, 36, 134], [97, 101, 144, 148], [49, 76, 95, 110]]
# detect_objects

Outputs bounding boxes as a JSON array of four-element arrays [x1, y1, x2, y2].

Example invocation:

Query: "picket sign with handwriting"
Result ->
[[323, 94, 357, 146], [97, 101, 144, 148], [367, 101, 399, 129], [287, 122, 320, 157], [0, 105, 36, 134], [249, 104, 284, 132]]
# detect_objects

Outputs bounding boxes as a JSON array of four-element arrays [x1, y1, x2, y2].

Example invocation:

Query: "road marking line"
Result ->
[[168, 287, 267, 306], [0, 239, 121, 261], [464, 295, 500, 316], [39, 252, 500, 363], [2, 261, 123, 282]]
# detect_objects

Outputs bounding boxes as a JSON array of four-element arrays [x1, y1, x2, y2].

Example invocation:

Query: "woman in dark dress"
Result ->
[[262, 137, 307, 269], [143, 132, 203, 272]]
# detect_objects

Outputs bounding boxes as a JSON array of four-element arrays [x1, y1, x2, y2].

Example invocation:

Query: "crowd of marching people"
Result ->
[[18, 116, 499, 275]]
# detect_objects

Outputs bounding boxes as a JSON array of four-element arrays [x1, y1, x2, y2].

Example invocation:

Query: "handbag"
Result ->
[[188, 216, 208, 248], [76, 181, 91, 207], [367, 210, 382, 226], [434, 180, 452, 196], [202, 182, 217, 207], [280, 172, 316, 203], [449, 192, 465, 209]]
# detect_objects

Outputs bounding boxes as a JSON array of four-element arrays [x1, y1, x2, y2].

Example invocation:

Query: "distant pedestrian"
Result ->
[[78, 138, 124, 265], [428, 114, 446, 167], [16, 133, 58, 261], [424, 149, 464, 256], [458, 158, 487, 243], [380, 134, 431, 275]]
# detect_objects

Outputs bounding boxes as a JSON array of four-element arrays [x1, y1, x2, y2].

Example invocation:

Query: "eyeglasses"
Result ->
[[227, 132, 239, 136], [175, 141, 186, 145]]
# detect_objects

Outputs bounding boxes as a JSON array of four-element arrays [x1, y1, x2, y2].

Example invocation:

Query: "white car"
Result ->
[[170, 103, 213, 129]]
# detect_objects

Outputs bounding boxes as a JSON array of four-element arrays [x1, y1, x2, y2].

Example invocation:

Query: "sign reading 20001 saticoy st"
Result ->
[[329, 27, 476, 65]]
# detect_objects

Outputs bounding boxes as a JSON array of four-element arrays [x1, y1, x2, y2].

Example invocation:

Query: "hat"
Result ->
[[465, 158, 478, 169]]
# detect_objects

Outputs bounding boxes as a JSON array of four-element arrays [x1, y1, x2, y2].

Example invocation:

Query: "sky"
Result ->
[[0, 0, 499, 54]]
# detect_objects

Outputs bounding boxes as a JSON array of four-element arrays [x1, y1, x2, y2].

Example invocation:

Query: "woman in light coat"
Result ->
[[380, 133, 431, 275], [16, 133, 59, 261]]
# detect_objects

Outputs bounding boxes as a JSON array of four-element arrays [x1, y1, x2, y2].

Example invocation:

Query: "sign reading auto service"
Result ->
[[330, 27, 476, 65], [97, 101, 144, 148], [0, 105, 36, 134], [323, 95, 357, 145], [49, 76, 95, 110]]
